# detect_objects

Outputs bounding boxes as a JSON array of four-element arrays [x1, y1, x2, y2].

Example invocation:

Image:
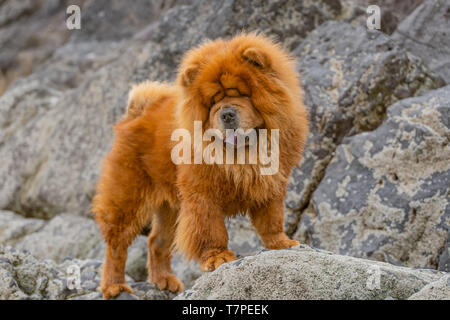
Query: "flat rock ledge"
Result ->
[[176, 245, 449, 300], [1, 244, 449, 300]]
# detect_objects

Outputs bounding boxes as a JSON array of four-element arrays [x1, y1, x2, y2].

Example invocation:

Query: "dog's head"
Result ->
[[176, 33, 308, 155]]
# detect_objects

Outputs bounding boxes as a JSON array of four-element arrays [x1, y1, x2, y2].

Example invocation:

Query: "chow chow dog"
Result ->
[[92, 33, 308, 299]]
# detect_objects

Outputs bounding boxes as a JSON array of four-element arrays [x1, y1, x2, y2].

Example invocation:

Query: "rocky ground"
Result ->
[[0, 0, 449, 300]]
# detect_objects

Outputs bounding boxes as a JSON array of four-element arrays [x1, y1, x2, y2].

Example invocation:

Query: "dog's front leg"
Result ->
[[175, 198, 237, 272], [250, 197, 299, 250]]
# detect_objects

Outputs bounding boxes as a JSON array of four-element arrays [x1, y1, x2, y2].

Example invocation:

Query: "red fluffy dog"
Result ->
[[92, 33, 308, 299]]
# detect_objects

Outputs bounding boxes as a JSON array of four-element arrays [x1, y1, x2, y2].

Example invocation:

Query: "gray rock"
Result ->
[[0, 212, 149, 281], [393, 0, 450, 84], [0, 245, 68, 299], [68, 292, 103, 300], [172, 254, 202, 290], [285, 21, 443, 234], [112, 292, 139, 300], [0, 210, 46, 245], [0, 41, 148, 219], [2, 210, 204, 289], [68, 284, 175, 300], [123, 236, 148, 282], [0, 0, 67, 95], [129, 281, 176, 300], [15, 213, 103, 263], [226, 215, 264, 257], [69, 0, 192, 43], [2, 241, 448, 300], [148, 0, 343, 54], [295, 85, 450, 271], [339, 0, 403, 35], [176, 246, 446, 300], [408, 275, 450, 300], [0, 0, 191, 95], [348, 0, 425, 34], [0, 246, 174, 300], [0, 211, 301, 291], [439, 232, 450, 272]]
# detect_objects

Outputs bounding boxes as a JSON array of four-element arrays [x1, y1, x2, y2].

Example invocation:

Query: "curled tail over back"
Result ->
[[126, 81, 179, 119]]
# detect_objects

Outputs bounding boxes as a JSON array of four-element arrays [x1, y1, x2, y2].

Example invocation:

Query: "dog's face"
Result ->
[[176, 33, 305, 146]]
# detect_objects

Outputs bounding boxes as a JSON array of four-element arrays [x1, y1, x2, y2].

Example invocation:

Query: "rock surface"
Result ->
[[0, 0, 192, 95], [350, 0, 424, 34], [0, 210, 46, 246], [295, 85, 450, 271], [408, 274, 450, 300], [0, 0, 72, 95], [177, 245, 446, 300], [0, 246, 173, 300], [0, 211, 200, 285], [285, 20, 442, 234], [2, 245, 447, 300], [393, 0, 450, 84], [13, 213, 103, 263]]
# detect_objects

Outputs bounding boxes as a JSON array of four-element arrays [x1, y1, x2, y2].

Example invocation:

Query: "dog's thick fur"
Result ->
[[92, 33, 308, 299]]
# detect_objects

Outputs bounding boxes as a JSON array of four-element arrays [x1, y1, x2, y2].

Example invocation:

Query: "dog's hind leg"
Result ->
[[147, 203, 184, 293], [98, 222, 141, 299], [93, 162, 151, 299]]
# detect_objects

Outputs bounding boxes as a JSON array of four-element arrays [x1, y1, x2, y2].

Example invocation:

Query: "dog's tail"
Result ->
[[126, 81, 177, 119]]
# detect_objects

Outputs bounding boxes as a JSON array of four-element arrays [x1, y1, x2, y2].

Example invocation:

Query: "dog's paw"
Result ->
[[101, 283, 133, 299], [200, 249, 237, 272], [152, 274, 184, 293], [266, 239, 300, 250]]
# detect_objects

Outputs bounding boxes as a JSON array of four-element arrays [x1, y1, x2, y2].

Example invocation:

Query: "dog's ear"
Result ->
[[180, 66, 198, 87], [242, 47, 269, 69]]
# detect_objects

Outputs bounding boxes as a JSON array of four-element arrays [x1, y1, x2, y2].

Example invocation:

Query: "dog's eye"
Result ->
[[210, 91, 224, 108]]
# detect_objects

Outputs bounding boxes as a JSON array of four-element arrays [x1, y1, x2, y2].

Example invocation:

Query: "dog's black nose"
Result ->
[[220, 106, 238, 128]]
